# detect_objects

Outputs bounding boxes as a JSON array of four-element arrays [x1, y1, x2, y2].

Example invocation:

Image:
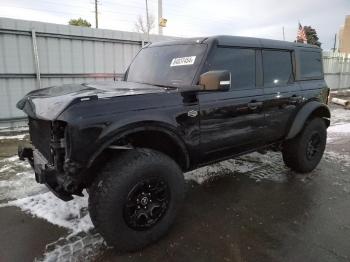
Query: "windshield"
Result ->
[[126, 44, 207, 87]]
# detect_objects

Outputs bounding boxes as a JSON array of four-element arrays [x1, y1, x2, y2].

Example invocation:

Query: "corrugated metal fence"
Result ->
[[0, 17, 175, 129], [1, 17, 349, 129], [323, 51, 350, 91]]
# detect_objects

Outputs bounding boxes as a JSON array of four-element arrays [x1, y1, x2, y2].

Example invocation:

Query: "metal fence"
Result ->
[[0, 17, 175, 129], [323, 51, 350, 91], [1, 17, 350, 129]]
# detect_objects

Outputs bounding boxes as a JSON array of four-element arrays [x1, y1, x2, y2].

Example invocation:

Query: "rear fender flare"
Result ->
[[286, 101, 330, 139]]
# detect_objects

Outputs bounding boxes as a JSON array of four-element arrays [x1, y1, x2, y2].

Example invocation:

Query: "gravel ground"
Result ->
[[0, 105, 349, 262]]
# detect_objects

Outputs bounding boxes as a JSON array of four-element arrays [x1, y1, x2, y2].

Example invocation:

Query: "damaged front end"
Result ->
[[19, 119, 84, 201]]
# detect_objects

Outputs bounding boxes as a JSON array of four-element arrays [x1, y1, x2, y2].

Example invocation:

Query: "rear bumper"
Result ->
[[18, 146, 74, 201]]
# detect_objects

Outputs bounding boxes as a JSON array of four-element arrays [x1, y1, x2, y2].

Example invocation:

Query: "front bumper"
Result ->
[[18, 146, 74, 201]]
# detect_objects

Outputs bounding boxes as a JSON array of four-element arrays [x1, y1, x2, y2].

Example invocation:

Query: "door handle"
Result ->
[[247, 101, 263, 110]]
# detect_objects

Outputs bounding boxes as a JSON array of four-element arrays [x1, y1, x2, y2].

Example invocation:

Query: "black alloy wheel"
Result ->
[[124, 177, 170, 230], [306, 132, 322, 160]]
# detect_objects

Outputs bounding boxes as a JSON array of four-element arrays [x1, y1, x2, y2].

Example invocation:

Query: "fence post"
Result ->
[[31, 29, 41, 89]]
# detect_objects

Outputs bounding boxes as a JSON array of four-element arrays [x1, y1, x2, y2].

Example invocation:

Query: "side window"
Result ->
[[299, 51, 323, 79], [263, 50, 293, 87], [205, 47, 255, 90]]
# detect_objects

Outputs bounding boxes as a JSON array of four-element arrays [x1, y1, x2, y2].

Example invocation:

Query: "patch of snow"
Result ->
[[0, 134, 27, 140], [185, 151, 289, 184], [0, 171, 47, 202], [0, 156, 45, 202], [185, 159, 237, 184], [0, 126, 28, 133], [3, 192, 93, 233], [0, 165, 12, 173], [0, 155, 20, 162], [37, 232, 105, 262], [330, 107, 350, 125], [324, 151, 350, 168], [328, 123, 350, 133]]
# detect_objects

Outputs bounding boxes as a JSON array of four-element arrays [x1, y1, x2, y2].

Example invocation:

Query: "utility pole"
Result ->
[[158, 0, 163, 35], [282, 26, 285, 41], [95, 0, 99, 28], [333, 33, 337, 52], [145, 0, 150, 41]]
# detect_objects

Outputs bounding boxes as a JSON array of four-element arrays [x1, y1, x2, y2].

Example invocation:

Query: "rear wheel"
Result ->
[[88, 148, 185, 252], [282, 118, 327, 173]]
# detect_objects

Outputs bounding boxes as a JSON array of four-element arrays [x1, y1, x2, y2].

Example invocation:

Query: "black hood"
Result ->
[[17, 81, 170, 120]]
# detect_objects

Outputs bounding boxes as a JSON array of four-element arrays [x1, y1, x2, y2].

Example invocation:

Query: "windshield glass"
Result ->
[[126, 44, 207, 87]]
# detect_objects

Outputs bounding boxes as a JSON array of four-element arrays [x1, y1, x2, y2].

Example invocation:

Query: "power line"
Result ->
[[2, 1, 248, 36]]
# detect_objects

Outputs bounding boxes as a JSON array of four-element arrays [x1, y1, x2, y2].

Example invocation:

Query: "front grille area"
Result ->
[[28, 117, 52, 162]]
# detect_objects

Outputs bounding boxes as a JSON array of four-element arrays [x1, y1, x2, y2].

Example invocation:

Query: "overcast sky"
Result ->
[[1, 0, 349, 50]]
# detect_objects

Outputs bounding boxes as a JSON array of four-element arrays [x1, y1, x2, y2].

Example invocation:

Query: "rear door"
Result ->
[[198, 46, 266, 162], [261, 49, 302, 142]]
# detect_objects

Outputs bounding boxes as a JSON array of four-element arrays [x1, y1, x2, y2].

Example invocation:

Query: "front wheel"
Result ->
[[282, 118, 327, 173], [88, 149, 185, 252]]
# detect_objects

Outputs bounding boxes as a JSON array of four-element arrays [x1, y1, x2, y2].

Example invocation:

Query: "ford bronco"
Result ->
[[17, 36, 330, 251]]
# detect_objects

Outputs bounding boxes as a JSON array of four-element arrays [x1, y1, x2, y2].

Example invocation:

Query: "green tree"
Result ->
[[304, 26, 321, 47], [68, 18, 91, 27]]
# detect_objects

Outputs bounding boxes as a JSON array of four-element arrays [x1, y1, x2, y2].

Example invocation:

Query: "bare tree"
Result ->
[[134, 14, 155, 34]]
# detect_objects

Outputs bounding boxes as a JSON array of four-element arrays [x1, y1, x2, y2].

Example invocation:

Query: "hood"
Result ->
[[17, 81, 170, 120]]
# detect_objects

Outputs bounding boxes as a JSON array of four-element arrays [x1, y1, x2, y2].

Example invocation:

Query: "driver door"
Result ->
[[198, 47, 266, 163]]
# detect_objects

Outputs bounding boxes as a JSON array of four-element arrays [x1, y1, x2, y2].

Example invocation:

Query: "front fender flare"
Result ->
[[286, 101, 330, 139], [87, 122, 190, 169]]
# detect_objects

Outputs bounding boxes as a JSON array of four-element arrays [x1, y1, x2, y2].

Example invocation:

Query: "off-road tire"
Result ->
[[88, 148, 185, 252], [282, 118, 327, 173]]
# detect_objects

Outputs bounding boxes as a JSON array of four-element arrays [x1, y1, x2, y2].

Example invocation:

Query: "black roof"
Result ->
[[151, 35, 320, 51]]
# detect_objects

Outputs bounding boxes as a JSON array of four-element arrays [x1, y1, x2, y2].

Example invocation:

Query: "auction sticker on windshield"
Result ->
[[170, 56, 196, 67]]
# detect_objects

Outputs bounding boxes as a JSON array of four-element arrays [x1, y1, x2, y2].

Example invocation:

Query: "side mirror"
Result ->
[[199, 70, 231, 91]]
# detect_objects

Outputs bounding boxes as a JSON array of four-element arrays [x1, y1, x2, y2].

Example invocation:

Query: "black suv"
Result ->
[[17, 35, 330, 251]]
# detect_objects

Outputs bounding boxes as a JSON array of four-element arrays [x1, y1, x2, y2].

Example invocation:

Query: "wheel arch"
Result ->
[[88, 121, 191, 171], [286, 101, 330, 140]]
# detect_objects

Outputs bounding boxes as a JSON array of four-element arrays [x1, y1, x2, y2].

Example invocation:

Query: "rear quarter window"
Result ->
[[299, 51, 323, 79]]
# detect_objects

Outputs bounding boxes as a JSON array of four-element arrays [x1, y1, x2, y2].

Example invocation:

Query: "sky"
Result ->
[[0, 0, 349, 50]]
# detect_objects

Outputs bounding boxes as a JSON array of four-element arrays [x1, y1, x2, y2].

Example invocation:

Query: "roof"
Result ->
[[150, 35, 321, 50]]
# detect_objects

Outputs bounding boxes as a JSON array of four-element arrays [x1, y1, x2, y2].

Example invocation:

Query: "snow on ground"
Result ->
[[324, 151, 350, 168], [327, 122, 350, 144], [0, 134, 27, 140], [327, 106, 350, 144], [328, 123, 350, 133], [2, 192, 93, 233], [0, 126, 28, 133], [330, 106, 350, 125], [0, 156, 46, 203], [185, 151, 290, 184], [39, 231, 105, 262]]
